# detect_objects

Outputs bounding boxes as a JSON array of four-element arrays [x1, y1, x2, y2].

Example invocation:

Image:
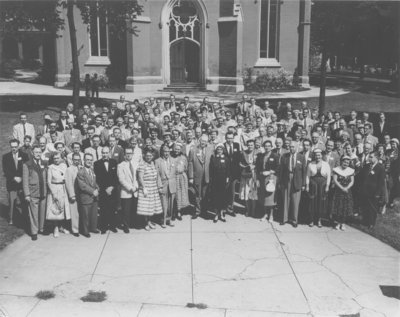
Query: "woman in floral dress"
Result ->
[[331, 156, 355, 230], [173, 143, 190, 220], [46, 152, 70, 238], [239, 139, 258, 217], [137, 149, 163, 230]]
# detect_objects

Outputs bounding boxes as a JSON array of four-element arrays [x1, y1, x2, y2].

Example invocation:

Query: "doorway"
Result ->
[[170, 39, 199, 83]]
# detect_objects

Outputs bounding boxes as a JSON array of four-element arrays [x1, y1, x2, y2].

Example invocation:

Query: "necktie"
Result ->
[[230, 145, 233, 156], [290, 155, 294, 172], [14, 154, 18, 169], [304, 119, 307, 129], [23, 123, 26, 136], [95, 149, 99, 161], [129, 162, 135, 180]]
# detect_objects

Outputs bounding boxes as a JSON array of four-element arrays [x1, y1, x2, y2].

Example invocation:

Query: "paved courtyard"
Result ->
[[0, 215, 398, 317]]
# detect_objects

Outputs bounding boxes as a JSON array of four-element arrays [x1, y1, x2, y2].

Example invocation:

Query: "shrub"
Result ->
[[35, 290, 55, 300], [0, 59, 22, 78], [80, 290, 107, 302], [244, 68, 298, 92]]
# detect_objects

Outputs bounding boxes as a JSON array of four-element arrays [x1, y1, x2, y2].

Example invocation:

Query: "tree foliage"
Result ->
[[311, 0, 399, 68]]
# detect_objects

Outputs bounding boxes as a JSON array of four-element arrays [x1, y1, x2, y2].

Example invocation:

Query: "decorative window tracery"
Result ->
[[168, 0, 200, 44]]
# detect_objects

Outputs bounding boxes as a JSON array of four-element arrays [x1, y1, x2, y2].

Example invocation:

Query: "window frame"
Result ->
[[255, 0, 281, 68], [86, 5, 110, 66]]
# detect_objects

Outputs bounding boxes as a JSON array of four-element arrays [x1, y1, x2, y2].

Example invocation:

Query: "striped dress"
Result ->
[[137, 161, 163, 216]]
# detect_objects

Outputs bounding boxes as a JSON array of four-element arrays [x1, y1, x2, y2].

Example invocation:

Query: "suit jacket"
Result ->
[[77, 167, 99, 205], [272, 147, 288, 164], [374, 121, 390, 143], [117, 160, 138, 198], [223, 142, 241, 179], [85, 146, 103, 162], [63, 128, 82, 148], [279, 152, 306, 192], [93, 159, 119, 198], [13, 122, 35, 145], [109, 145, 124, 163], [2, 150, 29, 191], [56, 119, 68, 132], [188, 145, 213, 185], [194, 121, 209, 134], [155, 157, 177, 194], [361, 163, 386, 198], [255, 152, 279, 181], [65, 165, 80, 200], [22, 158, 48, 199], [82, 138, 92, 151], [323, 151, 340, 170]]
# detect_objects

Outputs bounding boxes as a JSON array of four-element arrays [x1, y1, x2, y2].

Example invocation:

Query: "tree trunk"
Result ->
[[67, 0, 80, 108], [319, 44, 328, 114]]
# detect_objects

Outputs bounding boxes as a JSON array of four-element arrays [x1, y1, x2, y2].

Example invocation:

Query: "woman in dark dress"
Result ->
[[209, 144, 231, 223], [306, 149, 331, 227], [256, 140, 279, 222], [331, 156, 355, 230]]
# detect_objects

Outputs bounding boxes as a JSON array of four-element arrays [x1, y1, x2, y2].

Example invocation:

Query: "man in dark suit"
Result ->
[[279, 141, 307, 227], [22, 145, 48, 240], [374, 112, 390, 144], [223, 132, 241, 213], [94, 146, 119, 234], [108, 135, 124, 163], [77, 153, 100, 237], [82, 126, 95, 151], [2, 139, 29, 225], [360, 151, 386, 229]]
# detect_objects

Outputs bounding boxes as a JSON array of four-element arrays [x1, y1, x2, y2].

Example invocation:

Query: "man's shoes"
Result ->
[[31, 234, 38, 241], [123, 227, 130, 234], [101, 230, 107, 235], [72, 233, 79, 237], [82, 233, 91, 238], [292, 222, 298, 228], [280, 222, 285, 226], [192, 213, 199, 220], [160, 224, 166, 229], [109, 227, 118, 233], [220, 217, 226, 223], [166, 221, 174, 227], [176, 214, 182, 221], [91, 230, 100, 234]]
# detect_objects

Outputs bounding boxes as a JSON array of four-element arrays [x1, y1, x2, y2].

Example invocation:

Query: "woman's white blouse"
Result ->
[[307, 161, 331, 179]]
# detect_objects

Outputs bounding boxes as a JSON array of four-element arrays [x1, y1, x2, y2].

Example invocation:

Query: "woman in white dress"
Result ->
[[46, 152, 71, 237]]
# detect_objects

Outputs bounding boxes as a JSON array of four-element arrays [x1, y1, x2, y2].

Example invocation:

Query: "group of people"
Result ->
[[3, 94, 399, 241]]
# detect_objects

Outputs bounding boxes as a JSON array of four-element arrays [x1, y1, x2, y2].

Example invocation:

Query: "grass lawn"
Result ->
[[351, 204, 400, 252], [0, 92, 400, 251]]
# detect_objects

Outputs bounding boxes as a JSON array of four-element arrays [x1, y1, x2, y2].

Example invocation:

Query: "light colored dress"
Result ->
[[239, 151, 258, 201], [175, 155, 190, 210], [137, 161, 163, 216], [46, 163, 71, 221]]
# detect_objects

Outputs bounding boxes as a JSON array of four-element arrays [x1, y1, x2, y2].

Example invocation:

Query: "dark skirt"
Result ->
[[309, 174, 328, 220], [210, 175, 229, 210], [330, 188, 353, 221]]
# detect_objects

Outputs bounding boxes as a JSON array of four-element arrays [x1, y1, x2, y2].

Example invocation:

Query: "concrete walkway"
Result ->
[[0, 81, 349, 104], [0, 215, 398, 317]]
